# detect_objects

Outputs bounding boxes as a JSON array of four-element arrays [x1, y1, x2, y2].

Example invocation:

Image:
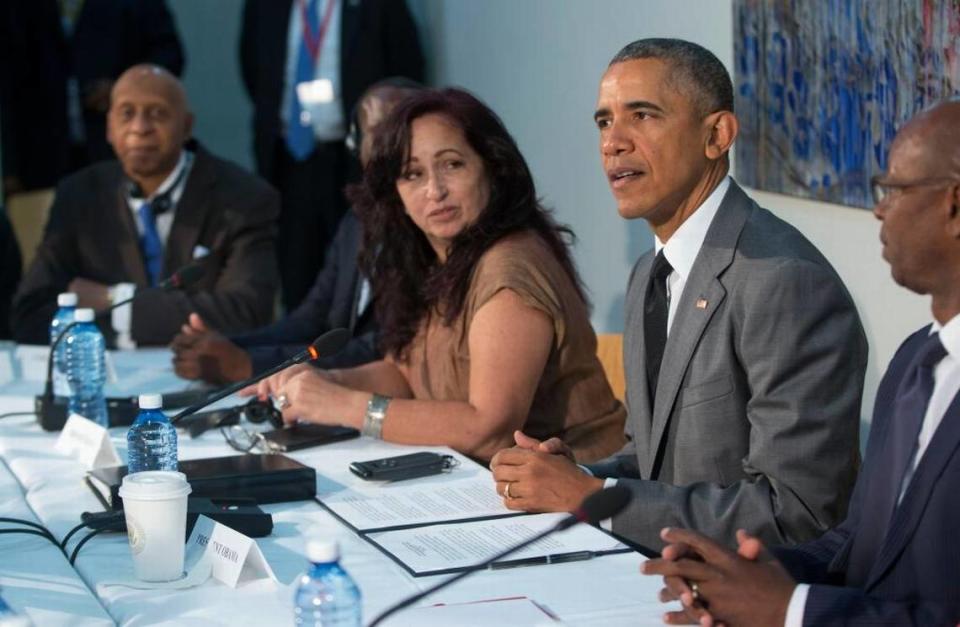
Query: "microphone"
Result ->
[[367, 485, 632, 627], [36, 262, 207, 430], [169, 327, 351, 425]]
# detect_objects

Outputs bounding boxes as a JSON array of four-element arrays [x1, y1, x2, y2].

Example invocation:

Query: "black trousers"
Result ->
[[272, 139, 349, 311]]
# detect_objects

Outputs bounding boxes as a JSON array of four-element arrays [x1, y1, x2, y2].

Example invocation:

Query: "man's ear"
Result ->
[[704, 111, 738, 160], [948, 184, 960, 239]]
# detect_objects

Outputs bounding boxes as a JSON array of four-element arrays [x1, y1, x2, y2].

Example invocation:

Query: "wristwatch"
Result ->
[[362, 394, 391, 439]]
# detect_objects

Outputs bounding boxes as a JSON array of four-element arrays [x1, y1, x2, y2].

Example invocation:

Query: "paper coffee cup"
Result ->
[[119, 471, 192, 582]]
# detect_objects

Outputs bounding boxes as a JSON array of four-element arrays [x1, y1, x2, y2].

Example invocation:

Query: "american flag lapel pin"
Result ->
[[696, 298, 708, 309]]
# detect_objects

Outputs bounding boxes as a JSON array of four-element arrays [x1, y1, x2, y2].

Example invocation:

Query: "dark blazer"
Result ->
[[10, 145, 279, 346], [773, 325, 960, 626], [239, 0, 424, 180], [0, 0, 183, 190], [0, 210, 22, 339], [229, 209, 379, 372], [589, 181, 867, 551]]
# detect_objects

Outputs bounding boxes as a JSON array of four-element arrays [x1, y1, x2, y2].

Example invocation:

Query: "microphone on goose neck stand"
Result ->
[[367, 485, 633, 627], [168, 327, 352, 426], [36, 263, 207, 430]]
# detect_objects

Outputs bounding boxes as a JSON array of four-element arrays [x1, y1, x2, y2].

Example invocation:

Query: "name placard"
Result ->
[[185, 515, 275, 588], [54, 414, 122, 470]]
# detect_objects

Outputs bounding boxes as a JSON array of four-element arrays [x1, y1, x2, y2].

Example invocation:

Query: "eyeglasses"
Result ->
[[220, 423, 284, 454], [870, 175, 959, 204]]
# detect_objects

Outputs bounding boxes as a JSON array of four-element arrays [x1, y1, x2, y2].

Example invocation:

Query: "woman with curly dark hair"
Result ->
[[250, 88, 625, 463]]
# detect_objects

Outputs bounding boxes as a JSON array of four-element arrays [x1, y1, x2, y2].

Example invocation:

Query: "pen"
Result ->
[[489, 550, 595, 570]]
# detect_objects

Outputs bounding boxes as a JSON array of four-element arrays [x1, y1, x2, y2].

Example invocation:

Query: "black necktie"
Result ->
[[644, 251, 673, 407]]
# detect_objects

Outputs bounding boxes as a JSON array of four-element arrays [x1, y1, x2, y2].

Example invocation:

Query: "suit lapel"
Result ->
[[645, 183, 750, 479], [866, 392, 960, 589], [164, 149, 213, 275], [625, 253, 656, 472]]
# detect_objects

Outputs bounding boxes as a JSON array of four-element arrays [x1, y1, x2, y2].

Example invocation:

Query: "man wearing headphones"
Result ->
[[11, 64, 279, 347]]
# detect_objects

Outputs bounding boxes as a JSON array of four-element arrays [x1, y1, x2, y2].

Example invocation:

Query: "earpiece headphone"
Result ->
[[126, 158, 191, 215]]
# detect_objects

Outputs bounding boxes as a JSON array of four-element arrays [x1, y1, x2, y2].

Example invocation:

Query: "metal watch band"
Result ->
[[362, 393, 391, 439]]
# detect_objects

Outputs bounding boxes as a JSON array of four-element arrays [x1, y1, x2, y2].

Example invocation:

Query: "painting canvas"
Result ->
[[734, 0, 960, 208]]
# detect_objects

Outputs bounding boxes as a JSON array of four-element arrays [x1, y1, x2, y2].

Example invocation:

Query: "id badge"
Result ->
[[296, 78, 334, 126]]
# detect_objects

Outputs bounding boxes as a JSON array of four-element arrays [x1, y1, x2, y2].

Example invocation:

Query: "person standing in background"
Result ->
[[240, 0, 424, 311], [1, 0, 184, 195]]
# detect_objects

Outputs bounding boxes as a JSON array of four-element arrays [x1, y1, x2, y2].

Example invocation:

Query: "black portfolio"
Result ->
[[86, 454, 316, 510]]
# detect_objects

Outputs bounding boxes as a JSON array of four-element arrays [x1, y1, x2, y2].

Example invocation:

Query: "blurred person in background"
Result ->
[[240, 0, 424, 311]]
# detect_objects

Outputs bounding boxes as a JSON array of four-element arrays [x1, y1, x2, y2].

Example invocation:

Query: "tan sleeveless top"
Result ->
[[399, 231, 626, 463]]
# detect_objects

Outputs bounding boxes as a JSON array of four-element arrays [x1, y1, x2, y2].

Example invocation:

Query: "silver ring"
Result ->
[[275, 394, 290, 410], [689, 581, 701, 603], [503, 482, 513, 499]]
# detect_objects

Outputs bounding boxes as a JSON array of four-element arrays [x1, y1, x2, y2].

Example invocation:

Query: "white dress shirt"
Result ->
[[281, 0, 345, 142], [654, 176, 730, 334], [785, 313, 960, 626], [112, 150, 193, 348]]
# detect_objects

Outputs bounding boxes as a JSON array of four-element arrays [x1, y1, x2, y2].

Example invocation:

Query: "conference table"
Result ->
[[0, 345, 671, 626]]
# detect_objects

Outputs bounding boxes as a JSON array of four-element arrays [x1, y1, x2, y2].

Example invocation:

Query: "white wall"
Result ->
[[166, 0, 931, 429], [416, 0, 931, 427]]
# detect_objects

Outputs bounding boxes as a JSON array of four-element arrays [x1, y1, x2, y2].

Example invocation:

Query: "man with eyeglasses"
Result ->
[[643, 101, 960, 626]]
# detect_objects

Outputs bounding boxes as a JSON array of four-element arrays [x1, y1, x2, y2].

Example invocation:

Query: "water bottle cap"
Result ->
[[138, 394, 163, 410], [305, 539, 339, 563], [57, 292, 78, 307]]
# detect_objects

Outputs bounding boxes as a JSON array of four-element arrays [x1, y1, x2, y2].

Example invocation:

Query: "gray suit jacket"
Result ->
[[589, 181, 866, 551]]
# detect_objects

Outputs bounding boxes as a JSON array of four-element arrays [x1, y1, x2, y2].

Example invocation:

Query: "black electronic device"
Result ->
[[261, 423, 359, 452], [81, 497, 274, 538], [36, 262, 207, 431], [86, 454, 316, 510], [349, 452, 456, 482], [367, 485, 633, 627]]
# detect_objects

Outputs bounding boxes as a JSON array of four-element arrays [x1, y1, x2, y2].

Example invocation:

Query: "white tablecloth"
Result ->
[[0, 348, 672, 626]]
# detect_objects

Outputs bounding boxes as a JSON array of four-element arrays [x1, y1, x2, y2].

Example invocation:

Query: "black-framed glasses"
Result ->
[[870, 175, 959, 204]]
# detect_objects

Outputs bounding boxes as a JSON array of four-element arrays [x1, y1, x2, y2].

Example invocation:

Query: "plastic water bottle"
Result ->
[[0, 589, 33, 627], [293, 540, 362, 627], [49, 292, 77, 398], [64, 308, 108, 427], [126, 394, 178, 472]]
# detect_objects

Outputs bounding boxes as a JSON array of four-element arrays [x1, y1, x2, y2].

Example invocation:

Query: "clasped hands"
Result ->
[[489, 430, 603, 512], [642, 527, 796, 627]]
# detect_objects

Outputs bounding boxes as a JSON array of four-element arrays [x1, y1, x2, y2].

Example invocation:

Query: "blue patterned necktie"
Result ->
[[286, 0, 321, 161], [138, 201, 163, 286]]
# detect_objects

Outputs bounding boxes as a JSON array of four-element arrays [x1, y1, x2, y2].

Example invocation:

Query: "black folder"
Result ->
[[86, 454, 316, 510]]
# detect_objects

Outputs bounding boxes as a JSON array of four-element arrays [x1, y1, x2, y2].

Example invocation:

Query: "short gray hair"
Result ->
[[610, 38, 733, 116]]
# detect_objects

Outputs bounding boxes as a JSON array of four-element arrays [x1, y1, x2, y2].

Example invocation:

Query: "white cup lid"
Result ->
[[58, 292, 78, 307], [74, 308, 95, 322], [306, 539, 339, 563], [119, 471, 191, 501], [138, 394, 163, 410]]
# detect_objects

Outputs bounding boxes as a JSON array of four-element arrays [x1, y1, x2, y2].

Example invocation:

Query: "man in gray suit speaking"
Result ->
[[491, 38, 867, 552]]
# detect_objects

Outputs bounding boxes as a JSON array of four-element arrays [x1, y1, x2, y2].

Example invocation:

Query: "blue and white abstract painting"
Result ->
[[734, 0, 960, 208]]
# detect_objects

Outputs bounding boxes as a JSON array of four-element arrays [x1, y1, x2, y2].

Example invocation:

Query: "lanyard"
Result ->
[[299, 0, 337, 64]]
